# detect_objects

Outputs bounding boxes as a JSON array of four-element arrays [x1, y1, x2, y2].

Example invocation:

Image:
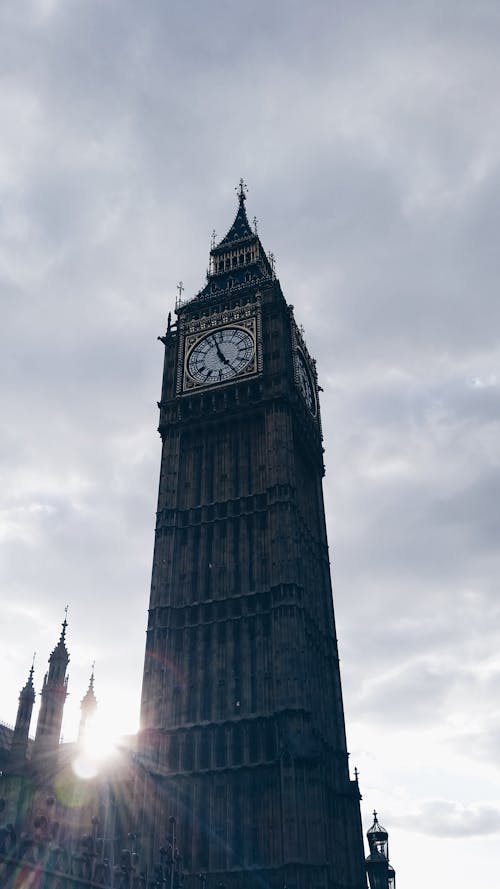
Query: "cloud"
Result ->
[[391, 799, 500, 838], [1, 3, 500, 887]]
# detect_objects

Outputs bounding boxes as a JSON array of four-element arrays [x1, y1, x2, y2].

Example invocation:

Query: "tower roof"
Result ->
[[212, 179, 254, 252], [367, 811, 389, 843], [188, 180, 274, 305], [49, 612, 70, 663], [19, 658, 36, 702], [80, 665, 97, 711]]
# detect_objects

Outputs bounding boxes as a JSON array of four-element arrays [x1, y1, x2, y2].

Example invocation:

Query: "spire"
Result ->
[[236, 177, 248, 203], [192, 180, 274, 303], [20, 655, 36, 701], [81, 663, 97, 708], [33, 610, 70, 763], [79, 663, 98, 740], [10, 656, 37, 769], [215, 178, 254, 248], [50, 607, 70, 662]]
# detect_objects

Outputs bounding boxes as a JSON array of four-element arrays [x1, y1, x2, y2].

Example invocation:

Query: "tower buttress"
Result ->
[[32, 614, 69, 763], [78, 664, 97, 740], [9, 657, 36, 771]]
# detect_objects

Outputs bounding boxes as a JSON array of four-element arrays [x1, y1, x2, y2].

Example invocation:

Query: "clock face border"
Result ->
[[182, 317, 258, 393], [295, 347, 317, 417]]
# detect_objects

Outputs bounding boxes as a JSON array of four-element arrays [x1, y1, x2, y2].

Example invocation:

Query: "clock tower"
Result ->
[[137, 183, 366, 889]]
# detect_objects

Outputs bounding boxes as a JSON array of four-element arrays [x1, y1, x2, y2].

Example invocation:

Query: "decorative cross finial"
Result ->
[[210, 229, 217, 249], [354, 766, 359, 782], [373, 810, 378, 820], [253, 216, 258, 234], [236, 178, 248, 203]]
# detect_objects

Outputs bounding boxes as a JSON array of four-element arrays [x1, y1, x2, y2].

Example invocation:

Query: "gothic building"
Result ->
[[0, 184, 393, 889], [137, 181, 366, 889]]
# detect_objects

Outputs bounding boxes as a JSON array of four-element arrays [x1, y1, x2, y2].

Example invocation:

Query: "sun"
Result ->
[[72, 713, 117, 780]]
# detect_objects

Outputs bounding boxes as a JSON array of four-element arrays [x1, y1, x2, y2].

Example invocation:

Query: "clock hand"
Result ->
[[213, 336, 230, 365]]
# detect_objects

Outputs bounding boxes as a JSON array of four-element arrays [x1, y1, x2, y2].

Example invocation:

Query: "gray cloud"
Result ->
[[1, 2, 500, 886], [390, 799, 500, 838]]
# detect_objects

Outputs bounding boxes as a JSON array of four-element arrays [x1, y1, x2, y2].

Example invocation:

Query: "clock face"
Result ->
[[296, 350, 316, 415], [187, 326, 255, 385]]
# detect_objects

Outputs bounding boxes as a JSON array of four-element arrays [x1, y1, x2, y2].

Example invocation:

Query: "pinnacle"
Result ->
[[213, 178, 255, 250]]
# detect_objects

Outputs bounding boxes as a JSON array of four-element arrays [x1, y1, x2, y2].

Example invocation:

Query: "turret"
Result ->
[[9, 657, 36, 770], [32, 612, 70, 764], [78, 664, 97, 741], [365, 811, 396, 889]]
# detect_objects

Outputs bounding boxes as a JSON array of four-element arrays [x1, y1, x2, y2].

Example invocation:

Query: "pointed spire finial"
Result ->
[[236, 178, 248, 204], [60, 605, 69, 641], [211, 229, 217, 249], [253, 216, 258, 234], [90, 661, 95, 689], [176, 281, 184, 309]]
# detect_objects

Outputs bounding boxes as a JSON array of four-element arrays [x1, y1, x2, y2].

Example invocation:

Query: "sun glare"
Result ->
[[73, 715, 118, 780]]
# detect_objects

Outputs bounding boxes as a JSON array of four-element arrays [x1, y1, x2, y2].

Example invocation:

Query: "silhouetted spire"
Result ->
[[9, 657, 36, 770], [192, 180, 274, 302], [215, 178, 254, 247], [33, 610, 70, 764], [20, 654, 36, 700], [79, 663, 98, 740], [50, 607, 69, 661]]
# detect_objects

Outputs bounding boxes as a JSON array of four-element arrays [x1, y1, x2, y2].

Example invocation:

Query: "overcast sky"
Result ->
[[1, 1, 499, 886]]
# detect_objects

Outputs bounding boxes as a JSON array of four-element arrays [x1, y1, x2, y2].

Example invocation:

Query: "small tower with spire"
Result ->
[[32, 611, 70, 764], [365, 811, 396, 889], [78, 664, 97, 741], [9, 657, 36, 771]]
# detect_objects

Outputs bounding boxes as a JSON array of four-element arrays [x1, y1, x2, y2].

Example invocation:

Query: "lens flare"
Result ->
[[73, 715, 117, 780]]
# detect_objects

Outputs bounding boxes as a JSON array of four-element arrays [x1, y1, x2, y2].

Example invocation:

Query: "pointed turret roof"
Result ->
[[190, 179, 274, 304], [80, 665, 97, 711], [50, 610, 69, 662], [19, 658, 36, 702], [213, 179, 254, 250]]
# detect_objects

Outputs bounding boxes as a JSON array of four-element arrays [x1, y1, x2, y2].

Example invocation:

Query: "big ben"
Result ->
[[137, 182, 366, 889]]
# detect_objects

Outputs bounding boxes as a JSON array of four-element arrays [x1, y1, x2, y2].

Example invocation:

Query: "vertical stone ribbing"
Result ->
[[138, 253, 366, 888]]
